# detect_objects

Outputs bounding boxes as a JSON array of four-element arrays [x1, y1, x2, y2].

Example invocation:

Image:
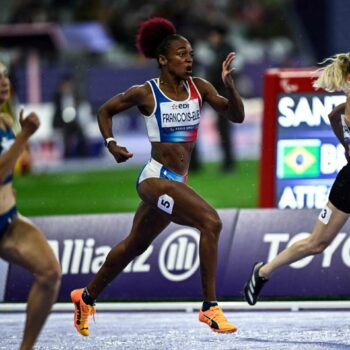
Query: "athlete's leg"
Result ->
[[86, 201, 171, 299], [260, 201, 349, 278], [138, 179, 222, 301], [0, 215, 61, 350], [138, 179, 237, 333]]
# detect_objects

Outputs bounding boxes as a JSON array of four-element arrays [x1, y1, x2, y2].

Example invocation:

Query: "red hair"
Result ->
[[136, 17, 177, 59]]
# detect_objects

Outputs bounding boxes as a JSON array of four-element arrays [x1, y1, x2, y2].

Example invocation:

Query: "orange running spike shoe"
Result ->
[[199, 306, 237, 333], [70, 288, 96, 336]]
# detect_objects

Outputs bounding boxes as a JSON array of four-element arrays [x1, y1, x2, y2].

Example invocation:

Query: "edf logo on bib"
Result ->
[[159, 228, 200, 282]]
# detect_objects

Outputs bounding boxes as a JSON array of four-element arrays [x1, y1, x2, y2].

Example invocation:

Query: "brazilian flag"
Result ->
[[277, 139, 320, 178]]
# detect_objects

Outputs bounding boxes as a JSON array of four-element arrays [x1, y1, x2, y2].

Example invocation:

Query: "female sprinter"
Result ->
[[0, 60, 61, 349], [244, 53, 350, 305], [71, 17, 244, 335]]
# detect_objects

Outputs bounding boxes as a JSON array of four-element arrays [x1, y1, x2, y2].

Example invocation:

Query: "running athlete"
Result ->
[[71, 17, 244, 335], [0, 60, 61, 350], [244, 53, 350, 306]]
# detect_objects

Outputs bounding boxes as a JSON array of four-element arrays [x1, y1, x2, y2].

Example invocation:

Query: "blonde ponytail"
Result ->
[[313, 53, 350, 92]]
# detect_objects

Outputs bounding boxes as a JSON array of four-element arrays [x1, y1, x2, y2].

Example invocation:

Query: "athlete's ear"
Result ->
[[158, 55, 167, 67]]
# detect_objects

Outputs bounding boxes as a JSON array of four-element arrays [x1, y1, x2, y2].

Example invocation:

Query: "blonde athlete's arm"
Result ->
[[328, 93, 350, 162]]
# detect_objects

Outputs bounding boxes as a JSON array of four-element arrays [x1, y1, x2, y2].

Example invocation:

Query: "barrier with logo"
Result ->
[[2, 208, 350, 302], [3, 210, 238, 302], [223, 209, 350, 297]]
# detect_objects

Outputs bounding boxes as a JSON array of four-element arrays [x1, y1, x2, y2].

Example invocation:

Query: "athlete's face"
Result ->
[[161, 37, 193, 79], [0, 62, 10, 105]]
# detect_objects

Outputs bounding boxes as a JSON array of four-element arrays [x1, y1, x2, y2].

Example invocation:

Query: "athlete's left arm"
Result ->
[[194, 52, 244, 123], [344, 91, 350, 126], [328, 100, 349, 161]]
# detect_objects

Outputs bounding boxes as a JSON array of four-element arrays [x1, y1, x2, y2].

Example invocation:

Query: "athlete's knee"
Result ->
[[299, 237, 328, 255], [198, 211, 222, 237], [36, 261, 61, 289], [307, 239, 329, 255]]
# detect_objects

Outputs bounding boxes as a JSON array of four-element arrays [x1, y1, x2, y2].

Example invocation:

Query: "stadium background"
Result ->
[[2, 3, 350, 350], [0, 0, 348, 216]]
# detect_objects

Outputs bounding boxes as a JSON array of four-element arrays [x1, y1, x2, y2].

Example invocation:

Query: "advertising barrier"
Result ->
[[4, 210, 238, 302], [223, 209, 350, 297], [259, 68, 346, 209], [2, 208, 350, 302]]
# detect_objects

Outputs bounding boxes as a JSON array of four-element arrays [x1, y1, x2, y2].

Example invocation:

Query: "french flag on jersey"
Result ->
[[144, 77, 202, 142]]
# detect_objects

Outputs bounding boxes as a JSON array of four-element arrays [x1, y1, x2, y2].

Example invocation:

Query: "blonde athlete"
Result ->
[[244, 53, 350, 305], [71, 17, 244, 335], [0, 60, 61, 350]]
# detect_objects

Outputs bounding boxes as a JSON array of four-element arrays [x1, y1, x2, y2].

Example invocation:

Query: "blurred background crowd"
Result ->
[[0, 0, 348, 172]]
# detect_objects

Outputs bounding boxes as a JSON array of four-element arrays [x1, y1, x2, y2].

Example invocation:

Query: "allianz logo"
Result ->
[[48, 228, 200, 281], [159, 228, 200, 281]]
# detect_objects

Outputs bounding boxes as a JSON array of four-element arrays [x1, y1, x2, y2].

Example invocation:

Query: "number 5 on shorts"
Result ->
[[157, 194, 174, 214]]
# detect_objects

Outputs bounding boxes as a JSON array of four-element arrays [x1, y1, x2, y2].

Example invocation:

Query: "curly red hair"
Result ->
[[136, 17, 177, 59]]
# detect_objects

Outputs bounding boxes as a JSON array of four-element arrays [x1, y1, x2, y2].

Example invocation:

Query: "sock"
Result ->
[[202, 300, 218, 311], [82, 287, 96, 306]]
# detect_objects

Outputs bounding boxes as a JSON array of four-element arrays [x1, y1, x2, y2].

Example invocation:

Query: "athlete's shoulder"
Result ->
[[329, 102, 346, 118], [192, 77, 213, 97], [192, 76, 210, 87], [192, 77, 212, 88], [129, 81, 152, 93], [125, 81, 153, 101]]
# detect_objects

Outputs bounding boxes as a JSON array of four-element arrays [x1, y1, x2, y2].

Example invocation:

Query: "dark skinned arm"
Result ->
[[97, 84, 149, 163], [194, 52, 244, 123]]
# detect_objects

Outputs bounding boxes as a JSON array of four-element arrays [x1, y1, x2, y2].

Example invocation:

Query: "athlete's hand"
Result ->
[[108, 143, 133, 163], [221, 52, 237, 87], [19, 110, 40, 137]]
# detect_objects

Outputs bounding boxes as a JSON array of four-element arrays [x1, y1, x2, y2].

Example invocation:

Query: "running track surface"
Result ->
[[1, 311, 350, 349]]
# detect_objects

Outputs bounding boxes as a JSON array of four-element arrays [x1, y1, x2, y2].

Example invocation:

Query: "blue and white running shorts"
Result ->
[[136, 158, 187, 188]]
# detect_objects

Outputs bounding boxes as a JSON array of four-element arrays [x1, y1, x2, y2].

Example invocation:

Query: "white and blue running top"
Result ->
[[144, 77, 202, 142], [0, 127, 15, 184]]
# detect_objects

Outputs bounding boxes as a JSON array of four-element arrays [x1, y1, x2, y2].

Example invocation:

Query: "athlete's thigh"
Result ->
[[129, 201, 172, 241], [138, 178, 217, 228], [0, 215, 58, 274], [311, 201, 350, 244]]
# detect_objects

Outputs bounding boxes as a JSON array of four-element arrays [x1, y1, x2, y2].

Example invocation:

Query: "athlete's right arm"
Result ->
[[0, 110, 39, 182], [97, 83, 150, 163]]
